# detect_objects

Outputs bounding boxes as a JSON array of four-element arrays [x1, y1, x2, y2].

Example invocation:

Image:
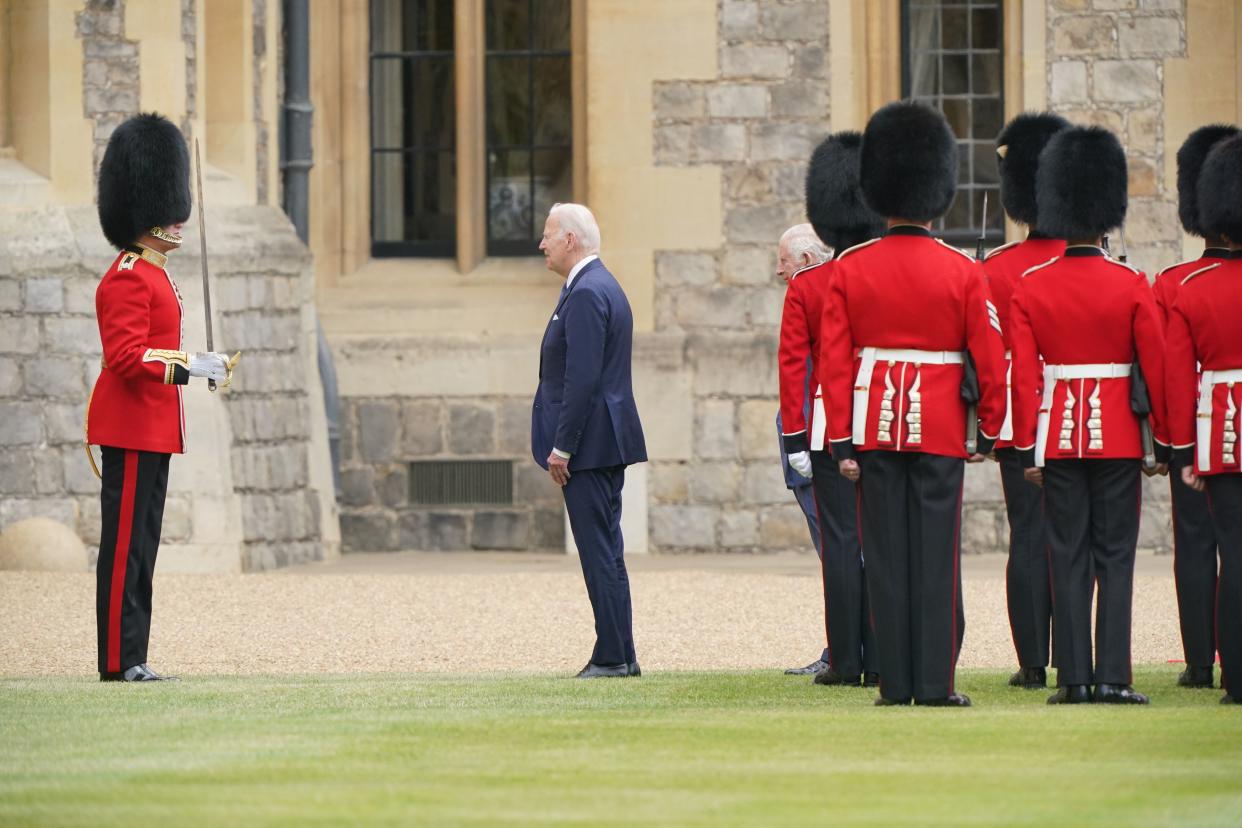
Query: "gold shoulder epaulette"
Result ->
[[836, 237, 881, 260], [984, 240, 1020, 261], [1180, 261, 1222, 286], [1020, 257, 1059, 279]]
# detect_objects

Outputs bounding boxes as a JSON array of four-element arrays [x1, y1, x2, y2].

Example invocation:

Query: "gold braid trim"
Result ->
[[142, 349, 190, 383], [83, 383, 101, 480]]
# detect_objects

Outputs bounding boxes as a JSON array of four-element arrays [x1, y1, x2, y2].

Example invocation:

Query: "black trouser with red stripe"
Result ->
[[1205, 475, 1242, 695], [810, 450, 878, 678], [1171, 458, 1220, 669], [997, 448, 1052, 669], [857, 451, 965, 702], [97, 447, 170, 676], [1042, 458, 1140, 687]]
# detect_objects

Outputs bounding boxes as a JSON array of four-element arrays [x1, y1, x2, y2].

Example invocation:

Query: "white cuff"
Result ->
[[552, 448, 571, 459]]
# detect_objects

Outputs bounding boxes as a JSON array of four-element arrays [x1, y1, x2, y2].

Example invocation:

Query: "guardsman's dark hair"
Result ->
[[1035, 126, 1127, 241], [1197, 133, 1242, 244], [97, 113, 192, 250], [995, 112, 1071, 230], [1177, 124, 1239, 237], [805, 131, 885, 253], [859, 101, 958, 222]]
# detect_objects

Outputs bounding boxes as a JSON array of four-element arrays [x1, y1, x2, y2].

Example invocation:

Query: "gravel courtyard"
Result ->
[[0, 552, 1185, 677]]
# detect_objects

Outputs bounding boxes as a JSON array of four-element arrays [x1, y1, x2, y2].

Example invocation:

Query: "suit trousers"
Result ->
[[1171, 458, 1220, 668], [811, 450, 877, 677], [857, 451, 965, 702], [997, 448, 1052, 669], [791, 483, 830, 663], [97, 447, 170, 675], [1043, 458, 1140, 687], [563, 465, 635, 667], [1205, 475, 1242, 695]]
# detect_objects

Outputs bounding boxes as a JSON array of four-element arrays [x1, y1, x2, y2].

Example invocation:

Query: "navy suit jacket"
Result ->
[[531, 258, 647, 472]]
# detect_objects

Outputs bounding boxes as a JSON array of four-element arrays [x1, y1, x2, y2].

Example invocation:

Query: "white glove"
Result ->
[[788, 451, 813, 479], [189, 352, 230, 382]]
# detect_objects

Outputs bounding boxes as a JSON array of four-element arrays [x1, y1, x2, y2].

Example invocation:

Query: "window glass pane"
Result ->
[[533, 148, 573, 221], [488, 150, 533, 241], [902, 0, 1003, 241], [488, 56, 532, 145], [486, 0, 573, 255], [941, 8, 967, 48], [487, 0, 530, 50], [942, 54, 968, 95], [532, 0, 571, 51], [373, 151, 457, 244], [413, 56, 455, 148], [942, 99, 969, 138], [972, 53, 1000, 95], [971, 8, 1000, 49], [370, 0, 456, 255], [984, 187, 1003, 231], [973, 143, 999, 184], [533, 56, 571, 145]]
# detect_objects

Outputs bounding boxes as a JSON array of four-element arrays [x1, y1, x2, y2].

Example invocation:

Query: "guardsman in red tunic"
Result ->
[[1153, 124, 1238, 691], [982, 112, 1069, 691], [88, 113, 236, 682], [1166, 133, 1242, 705], [1010, 126, 1170, 705], [820, 103, 1008, 707], [779, 132, 884, 687]]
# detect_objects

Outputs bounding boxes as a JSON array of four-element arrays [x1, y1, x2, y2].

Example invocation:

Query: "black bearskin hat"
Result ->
[[860, 101, 958, 222], [805, 131, 885, 252], [1177, 124, 1239, 237], [1197, 133, 1242, 243], [995, 112, 1071, 229], [1035, 126, 1127, 240], [97, 113, 192, 250]]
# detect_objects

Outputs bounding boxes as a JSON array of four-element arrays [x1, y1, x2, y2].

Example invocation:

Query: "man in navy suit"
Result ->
[[532, 203, 648, 679]]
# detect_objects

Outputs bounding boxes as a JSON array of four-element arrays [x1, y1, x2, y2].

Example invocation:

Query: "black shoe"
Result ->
[[1047, 685, 1092, 705], [1220, 693, 1241, 705], [575, 662, 630, 679], [627, 662, 642, 677], [785, 659, 828, 675], [915, 694, 972, 707], [100, 664, 177, 683], [862, 672, 880, 688], [813, 667, 861, 686], [1008, 666, 1047, 689], [1178, 665, 1214, 688], [874, 696, 910, 706], [1094, 683, 1149, 705]]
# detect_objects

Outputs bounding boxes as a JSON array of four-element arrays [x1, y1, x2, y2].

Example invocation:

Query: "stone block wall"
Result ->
[[644, 0, 830, 554], [1046, 0, 1188, 274], [336, 394, 564, 553]]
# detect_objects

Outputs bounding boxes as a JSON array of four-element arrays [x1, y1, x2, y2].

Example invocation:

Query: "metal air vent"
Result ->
[[408, 460, 513, 506]]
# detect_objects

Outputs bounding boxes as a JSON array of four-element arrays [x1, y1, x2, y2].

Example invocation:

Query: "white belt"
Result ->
[[1000, 351, 1013, 442], [811, 384, 826, 451], [1197, 368, 1242, 470], [1035, 363, 1131, 466], [852, 348, 964, 443]]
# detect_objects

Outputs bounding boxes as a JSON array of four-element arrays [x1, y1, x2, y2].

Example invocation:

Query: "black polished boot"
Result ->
[[813, 667, 861, 686], [1047, 685, 1092, 705], [1008, 666, 1047, 689], [915, 694, 972, 707], [1094, 684, 1149, 705], [1178, 665, 1214, 688]]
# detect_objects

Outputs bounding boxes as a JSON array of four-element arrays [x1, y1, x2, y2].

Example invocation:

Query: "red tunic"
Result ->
[[1165, 257, 1242, 475], [1009, 246, 1169, 466], [87, 247, 190, 455], [819, 226, 1008, 460], [778, 261, 830, 452], [1152, 248, 1232, 328], [982, 237, 1065, 449]]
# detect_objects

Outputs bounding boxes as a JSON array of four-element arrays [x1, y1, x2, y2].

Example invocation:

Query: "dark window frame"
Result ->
[[485, 0, 573, 257], [900, 0, 1006, 251]]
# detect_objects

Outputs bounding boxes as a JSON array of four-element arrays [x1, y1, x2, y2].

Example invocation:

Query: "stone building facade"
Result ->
[[4, 0, 1242, 566]]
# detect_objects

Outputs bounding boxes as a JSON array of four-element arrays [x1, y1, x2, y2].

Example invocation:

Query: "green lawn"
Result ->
[[1, 668, 1239, 827]]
